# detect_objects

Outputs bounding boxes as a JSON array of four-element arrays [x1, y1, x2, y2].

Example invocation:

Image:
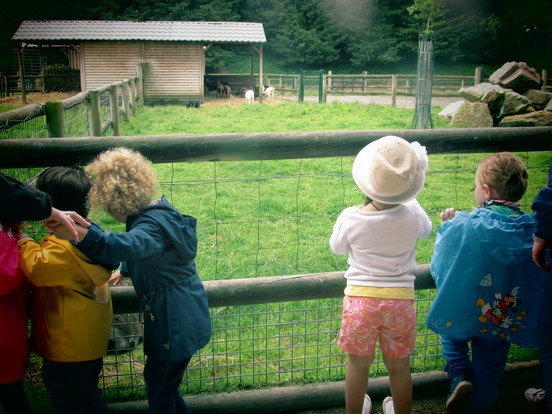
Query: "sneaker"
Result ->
[[382, 396, 394, 414], [362, 394, 372, 414], [446, 375, 473, 413], [525, 388, 546, 404]]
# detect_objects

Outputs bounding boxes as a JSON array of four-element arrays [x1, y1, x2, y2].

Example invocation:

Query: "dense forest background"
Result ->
[[1, 0, 551, 76]]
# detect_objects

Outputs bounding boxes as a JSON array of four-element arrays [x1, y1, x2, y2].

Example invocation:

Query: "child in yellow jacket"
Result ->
[[17, 166, 116, 414]]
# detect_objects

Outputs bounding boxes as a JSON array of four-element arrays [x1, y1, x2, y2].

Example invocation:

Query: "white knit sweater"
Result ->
[[329, 199, 432, 288]]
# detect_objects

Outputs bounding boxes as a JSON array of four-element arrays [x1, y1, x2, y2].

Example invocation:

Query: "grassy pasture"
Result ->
[[96, 101, 549, 397], [6, 99, 549, 405]]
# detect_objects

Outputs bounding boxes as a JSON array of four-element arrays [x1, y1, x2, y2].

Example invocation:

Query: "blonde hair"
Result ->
[[476, 152, 528, 202], [86, 147, 158, 216]]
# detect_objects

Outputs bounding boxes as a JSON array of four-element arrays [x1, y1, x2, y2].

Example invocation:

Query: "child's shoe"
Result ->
[[362, 394, 372, 414], [446, 375, 473, 413], [382, 396, 394, 414], [525, 388, 546, 404]]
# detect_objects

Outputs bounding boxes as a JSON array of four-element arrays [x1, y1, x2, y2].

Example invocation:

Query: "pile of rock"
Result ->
[[438, 62, 552, 127]]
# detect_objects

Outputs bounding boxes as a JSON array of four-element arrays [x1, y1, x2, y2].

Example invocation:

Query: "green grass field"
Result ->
[[7, 100, 550, 406]]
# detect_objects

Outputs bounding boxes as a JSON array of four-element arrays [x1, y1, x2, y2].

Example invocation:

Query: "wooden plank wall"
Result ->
[[81, 42, 141, 91], [144, 42, 202, 103]]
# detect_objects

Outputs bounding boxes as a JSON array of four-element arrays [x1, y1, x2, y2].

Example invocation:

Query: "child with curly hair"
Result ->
[[53, 147, 212, 414]]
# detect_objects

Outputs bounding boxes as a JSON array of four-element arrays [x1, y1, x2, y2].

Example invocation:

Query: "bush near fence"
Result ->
[[0, 127, 550, 412]]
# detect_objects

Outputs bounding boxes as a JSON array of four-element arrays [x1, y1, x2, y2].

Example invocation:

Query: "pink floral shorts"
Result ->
[[337, 295, 416, 359]]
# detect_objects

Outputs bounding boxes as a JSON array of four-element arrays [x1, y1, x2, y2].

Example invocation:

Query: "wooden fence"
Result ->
[[0, 77, 141, 139], [0, 128, 550, 413]]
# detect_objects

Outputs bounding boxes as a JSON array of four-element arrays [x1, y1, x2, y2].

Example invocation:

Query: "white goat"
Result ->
[[263, 86, 275, 100], [245, 89, 255, 104]]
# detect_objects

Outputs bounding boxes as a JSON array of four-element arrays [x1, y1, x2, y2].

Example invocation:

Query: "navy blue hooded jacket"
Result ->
[[76, 197, 211, 360]]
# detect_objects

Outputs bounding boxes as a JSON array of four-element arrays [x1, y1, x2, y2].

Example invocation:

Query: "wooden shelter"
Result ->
[[12, 20, 266, 104]]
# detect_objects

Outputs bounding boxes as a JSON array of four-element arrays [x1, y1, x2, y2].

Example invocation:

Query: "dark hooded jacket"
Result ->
[[76, 197, 211, 360]]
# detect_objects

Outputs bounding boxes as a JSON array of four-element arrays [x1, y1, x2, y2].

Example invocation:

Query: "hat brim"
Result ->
[[352, 137, 426, 204]]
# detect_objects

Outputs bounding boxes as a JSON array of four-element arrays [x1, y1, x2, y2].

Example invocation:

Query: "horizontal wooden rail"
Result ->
[[111, 264, 433, 314], [0, 127, 551, 168]]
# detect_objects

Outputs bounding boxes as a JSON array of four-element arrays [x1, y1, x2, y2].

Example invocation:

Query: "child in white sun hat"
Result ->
[[330, 135, 432, 414]]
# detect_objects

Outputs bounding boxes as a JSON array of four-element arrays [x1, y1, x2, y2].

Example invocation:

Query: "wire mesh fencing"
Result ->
[[3, 149, 548, 408]]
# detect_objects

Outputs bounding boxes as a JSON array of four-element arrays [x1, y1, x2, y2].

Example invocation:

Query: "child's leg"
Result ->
[[345, 353, 374, 414], [441, 334, 473, 381], [382, 354, 412, 414], [468, 336, 510, 412], [42, 358, 109, 414], [144, 354, 192, 414], [338, 296, 382, 414], [538, 273, 552, 412], [0, 380, 31, 414], [378, 299, 416, 414]]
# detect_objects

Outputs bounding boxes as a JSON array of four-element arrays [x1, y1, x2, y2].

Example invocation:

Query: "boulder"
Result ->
[[450, 102, 494, 128], [498, 111, 552, 127], [524, 89, 552, 110], [488, 61, 541, 93], [438, 100, 465, 121], [495, 91, 534, 120], [459, 83, 506, 116]]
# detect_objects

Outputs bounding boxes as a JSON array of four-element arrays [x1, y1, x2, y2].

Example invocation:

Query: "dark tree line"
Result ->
[[1, 0, 551, 73]]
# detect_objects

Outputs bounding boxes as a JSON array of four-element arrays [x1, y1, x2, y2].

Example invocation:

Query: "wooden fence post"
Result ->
[[327, 71, 333, 93], [121, 81, 131, 122], [542, 69, 548, 92], [391, 75, 397, 107], [88, 90, 102, 137], [322, 74, 327, 103], [109, 85, 120, 136], [44, 101, 65, 138], [16, 47, 27, 105], [137, 64, 145, 104], [134, 76, 142, 106], [475, 67, 484, 85], [129, 80, 137, 116], [362, 71, 368, 93]]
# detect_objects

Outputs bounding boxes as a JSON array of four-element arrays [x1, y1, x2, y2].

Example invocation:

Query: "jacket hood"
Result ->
[[441, 209, 536, 266]]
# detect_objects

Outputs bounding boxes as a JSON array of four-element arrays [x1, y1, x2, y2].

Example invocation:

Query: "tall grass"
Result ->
[[121, 102, 548, 348], [19, 101, 552, 404]]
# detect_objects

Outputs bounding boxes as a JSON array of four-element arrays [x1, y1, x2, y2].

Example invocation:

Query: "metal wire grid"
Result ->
[[0, 109, 47, 139], [63, 98, 89, 138], [5, 153, 546, 406]]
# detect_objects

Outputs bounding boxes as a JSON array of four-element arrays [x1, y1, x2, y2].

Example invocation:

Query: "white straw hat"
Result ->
[[352, 135, 428, 204]]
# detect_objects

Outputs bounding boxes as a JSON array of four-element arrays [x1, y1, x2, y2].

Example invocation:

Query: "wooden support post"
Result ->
[[109, 85, 120, 136], [475, 66, 484, 85], [88, 90, 102, 137], [542, 69, 548, 92], [322, 74, 327, 103], [44, 101, 65, 138], [258, 45, 264, 103], [17, 46, 27, 104], [391, 75, 397, 107], [137, 65, 145, 104], [121, 81, 131, 122], [134, 76, 142, 106], [129, 80, 137, 115]]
